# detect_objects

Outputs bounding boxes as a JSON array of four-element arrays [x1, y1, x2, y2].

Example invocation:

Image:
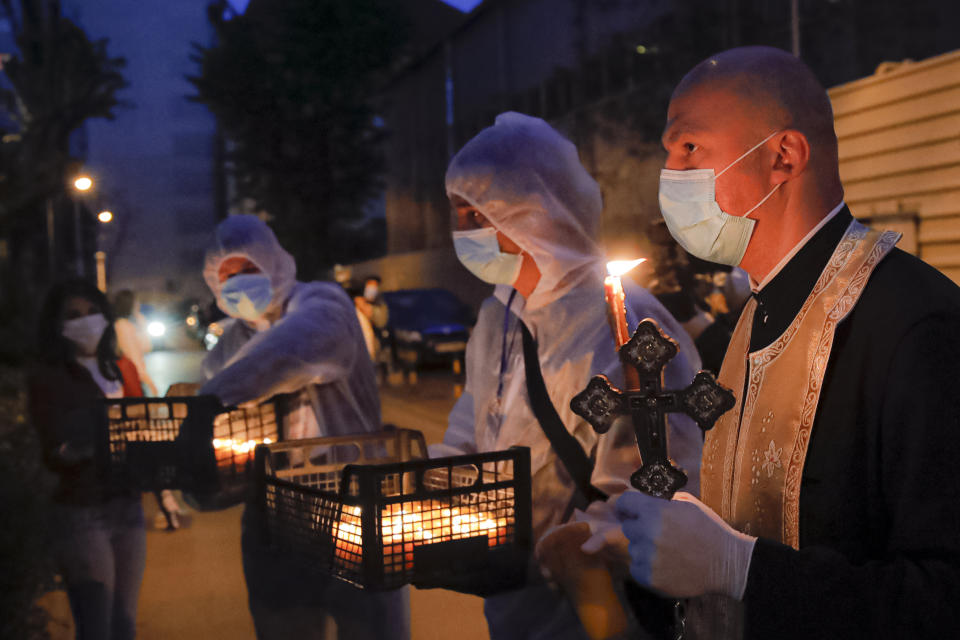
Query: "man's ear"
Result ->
[[771, 130, 810, 184]]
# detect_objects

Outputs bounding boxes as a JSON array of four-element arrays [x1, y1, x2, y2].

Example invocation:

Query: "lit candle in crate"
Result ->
[[211, 406, 278, 472], [331, 501, 510, 573], [212, 436, 273, 470]]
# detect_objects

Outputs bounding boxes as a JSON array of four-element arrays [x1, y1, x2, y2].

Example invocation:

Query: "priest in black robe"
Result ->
[[593, 46, 960, 639]]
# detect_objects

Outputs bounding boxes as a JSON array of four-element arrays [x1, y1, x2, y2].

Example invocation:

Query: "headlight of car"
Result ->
[[147, 321, 166, 337]]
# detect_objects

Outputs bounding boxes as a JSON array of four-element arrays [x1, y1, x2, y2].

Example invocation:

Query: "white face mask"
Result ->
[[452, 227, 523, 285], [659, 130, 781, 266], [220, 273, 274, 321], [63, 313, 109, 356], [363, 284, 379, 301]]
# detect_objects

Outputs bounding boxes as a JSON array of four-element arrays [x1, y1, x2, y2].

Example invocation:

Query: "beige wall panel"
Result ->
[[864, 217, 918, 254], [919, 241, 960, 268], [833, 86, 960, 139], [830, 52, 960, 117], [919, 216, 960, 244], [842, 165, 960, 205], [839, 137, 960, 183], [837, 113, 960, 161], [845, 188, 960, 219]]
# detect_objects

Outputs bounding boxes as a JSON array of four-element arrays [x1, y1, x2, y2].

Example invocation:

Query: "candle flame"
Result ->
[[331, 501, 510, 571], [212, 437, 269, 454], [606, 259, 646, 277]]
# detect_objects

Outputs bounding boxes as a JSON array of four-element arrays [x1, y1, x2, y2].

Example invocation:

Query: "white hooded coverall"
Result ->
[[439, 113, 703, 640], [200, 215, 409, 640]]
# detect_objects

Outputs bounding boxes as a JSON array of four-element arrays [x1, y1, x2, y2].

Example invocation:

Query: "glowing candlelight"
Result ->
[[606, 259, 646, 278], [331, 501, 510, 573], [605, 259, 645, 390], [212, 436, 272, 468]]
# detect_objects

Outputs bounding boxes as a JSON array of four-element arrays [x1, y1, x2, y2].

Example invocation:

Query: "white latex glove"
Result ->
[[615, 490, 756, 600]]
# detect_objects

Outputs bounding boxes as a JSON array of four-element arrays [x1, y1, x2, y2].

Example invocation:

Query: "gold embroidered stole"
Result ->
[[700, 220, 900, 547]]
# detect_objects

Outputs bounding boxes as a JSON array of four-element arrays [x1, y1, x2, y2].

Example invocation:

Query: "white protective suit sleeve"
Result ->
[[200, 282, 361, 407], [432, 393, 477, 458]]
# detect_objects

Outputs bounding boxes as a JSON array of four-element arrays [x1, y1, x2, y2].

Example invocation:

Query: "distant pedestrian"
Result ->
[[112, 289, 189, 531], [111, 290, 158, 397], [349, 284, 379, 362], [359, 275, 389, 330]]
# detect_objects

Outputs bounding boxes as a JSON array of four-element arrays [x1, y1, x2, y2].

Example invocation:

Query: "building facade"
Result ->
[[364, 0, 960, 304]]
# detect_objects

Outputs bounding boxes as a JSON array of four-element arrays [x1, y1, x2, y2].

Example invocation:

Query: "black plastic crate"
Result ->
[[254, 429, 532, 595], [99, 395, 281, 505]]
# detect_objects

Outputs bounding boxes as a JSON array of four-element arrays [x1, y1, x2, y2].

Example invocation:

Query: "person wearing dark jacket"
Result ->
[[589, 46, 960, 639], [28, 279, 146, 640]]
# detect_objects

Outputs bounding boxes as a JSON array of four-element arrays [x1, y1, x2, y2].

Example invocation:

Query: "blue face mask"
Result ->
[[452, 227, 523, 285], [220, 273, 273, 321], [658, 130, 781, 266]]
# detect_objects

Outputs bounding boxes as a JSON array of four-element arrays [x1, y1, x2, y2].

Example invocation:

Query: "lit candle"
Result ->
[[605, 259, 645, 390], [330, 500, 510, 574], [213, 436, 272, 471]]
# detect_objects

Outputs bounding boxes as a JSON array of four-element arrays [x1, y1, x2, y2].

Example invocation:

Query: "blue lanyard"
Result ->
[[497, 289, 519, 403]]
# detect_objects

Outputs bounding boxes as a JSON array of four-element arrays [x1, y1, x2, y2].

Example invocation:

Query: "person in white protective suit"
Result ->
[[436, 112, 704, 640], [199, 215, 409, 640]]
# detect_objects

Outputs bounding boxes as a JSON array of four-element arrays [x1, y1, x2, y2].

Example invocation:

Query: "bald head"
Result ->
[[675, 46, 837, 161], [662, 46, 845, 281]]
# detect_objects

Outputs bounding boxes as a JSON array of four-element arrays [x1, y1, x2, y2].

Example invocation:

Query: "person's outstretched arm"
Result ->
[[200, 284, 360, 406]]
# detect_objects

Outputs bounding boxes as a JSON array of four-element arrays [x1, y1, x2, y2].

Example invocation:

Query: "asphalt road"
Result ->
[[42, 349, 489, 640], [143, 348, 208, 395]]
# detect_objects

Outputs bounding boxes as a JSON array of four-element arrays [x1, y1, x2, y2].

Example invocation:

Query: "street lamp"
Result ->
[[71, 174, 95, 276], [95, 210, 114, 292]]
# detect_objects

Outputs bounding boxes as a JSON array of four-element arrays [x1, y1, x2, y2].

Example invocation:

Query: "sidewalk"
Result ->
[[42, 372, 489, 640]]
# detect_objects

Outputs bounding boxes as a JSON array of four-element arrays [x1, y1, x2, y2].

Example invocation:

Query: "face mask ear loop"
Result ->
[[716, 130, 781, 178], [740, 182, 782, 218]]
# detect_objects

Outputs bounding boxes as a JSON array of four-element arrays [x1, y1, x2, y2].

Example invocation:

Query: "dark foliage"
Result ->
[[0, 368, 55, 640], [189, 0, 408, 277], [0, 0, 127, 361], [0, 0, 128, 232]]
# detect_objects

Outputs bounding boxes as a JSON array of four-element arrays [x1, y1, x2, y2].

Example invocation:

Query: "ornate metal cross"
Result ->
[[571, 319, 736, 499]]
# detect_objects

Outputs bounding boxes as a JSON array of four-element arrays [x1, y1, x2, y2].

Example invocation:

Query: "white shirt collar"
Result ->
[[750, 201, 846, 293]]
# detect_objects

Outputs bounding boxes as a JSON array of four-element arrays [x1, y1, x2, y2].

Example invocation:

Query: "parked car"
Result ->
[[381, 288, 474, 379]]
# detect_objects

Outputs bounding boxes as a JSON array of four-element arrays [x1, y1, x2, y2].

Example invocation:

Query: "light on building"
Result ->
[[98, 210, 113, 223], [73, 176, 93, 191]]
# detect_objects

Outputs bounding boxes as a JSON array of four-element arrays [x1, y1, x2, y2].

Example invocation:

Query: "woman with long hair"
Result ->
[[27, 279, 146, 640], [111, 289, 158, 397], [111, 289, 188, 531]]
